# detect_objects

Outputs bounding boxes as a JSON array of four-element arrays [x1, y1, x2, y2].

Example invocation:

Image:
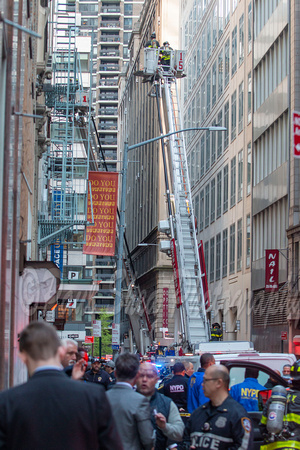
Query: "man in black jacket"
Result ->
[[184, 364, 253, 449], [84, 357, 110, 389], [161, 362, 189, 412], [0, 321, 123, 450]]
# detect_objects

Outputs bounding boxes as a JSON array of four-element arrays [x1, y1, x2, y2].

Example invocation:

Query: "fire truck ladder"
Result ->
[[161, 75, 209, 348]]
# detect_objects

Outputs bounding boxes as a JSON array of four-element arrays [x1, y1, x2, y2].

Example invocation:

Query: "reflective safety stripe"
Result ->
[[260, 440, 300, 450], [180, 413, 191, 417], [261, 415, 267, 424], [285, 413, 300, 425]]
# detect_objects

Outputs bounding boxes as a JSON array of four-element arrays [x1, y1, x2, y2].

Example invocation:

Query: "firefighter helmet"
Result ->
[[151, 32, 156, 39], [290, 360, 300, 379]]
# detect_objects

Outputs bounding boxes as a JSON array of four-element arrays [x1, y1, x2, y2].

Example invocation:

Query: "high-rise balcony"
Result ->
[[99, 34, 120, 43], [100, 20, 120, 29], [100, 6, 121, 14]]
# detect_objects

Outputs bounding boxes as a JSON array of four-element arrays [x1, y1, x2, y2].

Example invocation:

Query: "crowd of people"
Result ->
[[0, 321, 299, 449]]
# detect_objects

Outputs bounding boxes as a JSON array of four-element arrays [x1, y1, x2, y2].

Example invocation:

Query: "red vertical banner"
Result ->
[[293, 111, 300, 158], [265, 249, 279, 292], [162, 288, 169, 328], [170, 238, 182, 308], [198, 240, 210, 309], [83, 172, 118, 256]]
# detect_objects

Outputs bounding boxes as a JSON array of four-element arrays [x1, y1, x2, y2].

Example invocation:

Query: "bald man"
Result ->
[[136, 362, 184, 450], [184, 364, 253, 449]]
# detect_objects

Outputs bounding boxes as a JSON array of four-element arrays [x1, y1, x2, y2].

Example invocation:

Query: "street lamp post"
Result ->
[[114, 126, 226, 348]]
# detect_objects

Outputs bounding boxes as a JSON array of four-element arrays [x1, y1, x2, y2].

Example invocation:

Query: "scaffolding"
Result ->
[[38, 1, 97, 248]]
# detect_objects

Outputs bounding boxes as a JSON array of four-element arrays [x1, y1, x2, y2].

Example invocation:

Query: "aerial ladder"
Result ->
[[135, 48, 210, 352]]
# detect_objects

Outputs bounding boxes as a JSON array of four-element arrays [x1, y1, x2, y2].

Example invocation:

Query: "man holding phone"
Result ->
[[136, 362, 184, 450]]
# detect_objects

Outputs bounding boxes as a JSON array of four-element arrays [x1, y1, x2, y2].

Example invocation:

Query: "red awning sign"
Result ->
[[293, 111, 300, 158]]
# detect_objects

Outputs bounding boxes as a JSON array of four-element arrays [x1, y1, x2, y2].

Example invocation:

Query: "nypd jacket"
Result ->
[[187, 369, 209, 413], [162, 374, 189, 410], [260, 388, 300, 450], [84, 369, 110, 390], [230, 377, 266, 411], [184, 395, 253, 450]]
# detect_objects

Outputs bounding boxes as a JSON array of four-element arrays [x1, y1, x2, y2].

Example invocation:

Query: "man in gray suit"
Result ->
[[106, 353, 154, 450]]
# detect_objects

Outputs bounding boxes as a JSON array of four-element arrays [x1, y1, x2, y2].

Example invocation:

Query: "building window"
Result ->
[[196, 141, 200, 182], [211, 119, 216, 165], [233, 0, 237, 11], [237, 219, 242, 271], [204, 241, 209, 281], [211, 178, 215, 223], [205, 184, 210, 227], [231, 90, 237, 141], [229, 223, 236, 274], [200, 189, 204, 231], [200, 135, 205, 177], [239, 14, 244, 66], [238, 149, 243, 202], [216, 233, 221, 280], [231, 26, 237, 76], [218, 0, 223, 38], [207, 18, 212, 59], [124, 3, 132, 15], [217, 110, 223, 157], [206, 131, 210, 172], [225, 38, 230, 87], [246, 214, 250, 268], [124, 18, 132, 30], [248, 1, 252, 54], [223, 164, 228, 213], [206, 71, 211, 115], [202, 30, 206, 68], [218, 50, 223, 97], [213, 5, 217, 48], [247, 142, 251, 195], [201, 81, 206, 122], [210, 238, 215, 282], [217, 170, 222, 218], [238, 81, 244, 134], [195, 194, 200, 228], [247, 71, 251, 123], [222, 228, 228, 278], [225, 0, 230, 26], [224, 101, 229, 149], [212, 61, 217, 106], [230, 156, 236, 208]]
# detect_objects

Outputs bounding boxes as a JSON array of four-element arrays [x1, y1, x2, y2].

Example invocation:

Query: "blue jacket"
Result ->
[[230, 377, 266, 411], [187, 369, 209, 413]]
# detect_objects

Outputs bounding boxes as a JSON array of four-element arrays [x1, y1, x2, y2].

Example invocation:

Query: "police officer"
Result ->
[[161, 362, 189, 413], [84, 357, 110, 390], [145, 31, 160, 48], [230, 367, 266, 411], [260, 360, 300, 449], [210, 322, 223, 341], [184, 364, 253, 449]]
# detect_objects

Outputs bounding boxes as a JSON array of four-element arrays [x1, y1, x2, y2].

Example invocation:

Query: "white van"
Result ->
[[155, 341, 296, 375]]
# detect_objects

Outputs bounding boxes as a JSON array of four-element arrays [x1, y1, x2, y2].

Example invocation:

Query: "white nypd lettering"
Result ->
[[170, 384, 185, 392]]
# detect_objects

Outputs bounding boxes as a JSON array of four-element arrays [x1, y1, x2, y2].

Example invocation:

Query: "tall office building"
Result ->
[[181, 0, 252, 343], [252, 1, 292, 353], [118, 0, 182, 348]]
